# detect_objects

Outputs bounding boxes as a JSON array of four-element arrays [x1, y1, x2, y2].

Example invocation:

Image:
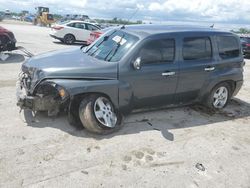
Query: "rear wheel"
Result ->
[[79, 94, 123, 134], [64, 34, 75, 45], [205, 83, 232, 110]]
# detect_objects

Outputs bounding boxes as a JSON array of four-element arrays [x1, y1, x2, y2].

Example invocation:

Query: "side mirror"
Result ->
[[133, 57, 141, 70]]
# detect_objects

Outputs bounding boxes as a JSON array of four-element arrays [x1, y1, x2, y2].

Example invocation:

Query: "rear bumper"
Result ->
[[232, 80, 243, 97]]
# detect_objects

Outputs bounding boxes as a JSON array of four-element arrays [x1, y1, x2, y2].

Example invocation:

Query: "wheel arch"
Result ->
[[200, 79, 236, 102], [64, 33, 75, 38], [67, 91, 118, 126], [71, 92, 116, 108]]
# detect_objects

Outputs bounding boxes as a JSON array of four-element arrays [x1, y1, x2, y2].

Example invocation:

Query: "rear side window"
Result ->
[[67, 23, 75, 27], [74, 23, 85, 29], [67, 22, 85, 29], [183, 37, 212, 60], [86, 24, 99, 31], [217, 36, 240, 59], [139, 39, 175, 64]]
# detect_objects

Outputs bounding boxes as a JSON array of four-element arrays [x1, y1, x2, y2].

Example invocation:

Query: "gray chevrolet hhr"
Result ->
[[17, 25, 244, 134]]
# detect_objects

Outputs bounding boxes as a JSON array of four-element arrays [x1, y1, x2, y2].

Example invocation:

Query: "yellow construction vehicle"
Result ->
[[33, 7, 55, 27]]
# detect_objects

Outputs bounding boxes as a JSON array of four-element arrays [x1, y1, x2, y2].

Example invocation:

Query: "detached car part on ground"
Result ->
[[16, 25, 244, 134], [0, 26, 16, 52]]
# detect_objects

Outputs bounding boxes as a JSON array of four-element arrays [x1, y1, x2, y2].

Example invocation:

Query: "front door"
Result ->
[[119, 38, 179, 109]]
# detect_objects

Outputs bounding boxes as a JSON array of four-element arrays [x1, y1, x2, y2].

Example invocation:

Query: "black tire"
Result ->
[[64, 34, 75, 45], [79, 94, 123, 134], [205, 82, 232, 110]]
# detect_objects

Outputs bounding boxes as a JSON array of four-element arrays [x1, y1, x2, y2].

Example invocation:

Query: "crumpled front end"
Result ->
[[16, 69, 69, 116]]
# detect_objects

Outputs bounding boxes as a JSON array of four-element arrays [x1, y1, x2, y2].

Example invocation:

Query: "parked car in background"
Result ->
[[86, 31, 103, 45], [0, 11, 5, 21], [0, 26, 16, 52], [50, 20, 101, 44], [17, 25, 244, 134], [240, 36, 250, 56], [86, 27, 114, 45], [11, 15, 21, 20], [84, 19, 102, 28], [61, 14, 89, 22], [23, 15, 35, 22]]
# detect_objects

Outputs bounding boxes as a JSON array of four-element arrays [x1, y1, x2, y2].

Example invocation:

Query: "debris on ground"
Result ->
[[195, 163, 206, 171]]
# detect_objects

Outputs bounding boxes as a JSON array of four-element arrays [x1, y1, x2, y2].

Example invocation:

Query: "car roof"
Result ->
[[64, 20, 96, 25], [122, 24, 233, 38], [68, 20, 87, 23]]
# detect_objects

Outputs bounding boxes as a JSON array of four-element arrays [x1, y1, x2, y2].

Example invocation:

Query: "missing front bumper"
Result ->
[[16, 81, 63, 116]]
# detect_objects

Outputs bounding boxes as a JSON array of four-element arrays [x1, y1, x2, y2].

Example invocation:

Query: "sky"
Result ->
[[0, 0, 250, 27]]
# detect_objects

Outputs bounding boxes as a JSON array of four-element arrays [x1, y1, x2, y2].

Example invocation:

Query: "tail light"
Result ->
[[246, 43, 250, 47], [52, 26, 64, 30]]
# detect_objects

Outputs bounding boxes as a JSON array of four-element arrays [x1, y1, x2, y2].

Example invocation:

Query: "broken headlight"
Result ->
[[35, 82, 69, 101]]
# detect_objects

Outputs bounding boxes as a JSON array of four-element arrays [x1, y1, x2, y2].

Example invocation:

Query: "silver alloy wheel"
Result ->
[[213, 86, 228, 109], [94, 97, 117, 128]]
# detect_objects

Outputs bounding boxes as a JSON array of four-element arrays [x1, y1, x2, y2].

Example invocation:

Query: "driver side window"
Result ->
[[139, 39, 175, 65]]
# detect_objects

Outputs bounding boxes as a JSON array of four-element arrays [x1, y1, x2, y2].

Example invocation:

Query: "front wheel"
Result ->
[[205, 83, 232, 110], [79, 94, 123, 134]]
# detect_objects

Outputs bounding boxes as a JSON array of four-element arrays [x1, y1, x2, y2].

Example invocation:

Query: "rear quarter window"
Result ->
[[67, 23, 75, 27], [87, 24, 100, 31], [217, 36, 240, 59]]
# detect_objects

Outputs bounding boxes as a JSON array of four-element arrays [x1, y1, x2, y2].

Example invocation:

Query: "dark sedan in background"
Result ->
[[0, 26, 16, 52], [240, 36, 250, 56]]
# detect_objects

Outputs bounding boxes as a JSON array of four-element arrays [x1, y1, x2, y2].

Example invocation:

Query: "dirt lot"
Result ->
[[0, 21, 250, 188]]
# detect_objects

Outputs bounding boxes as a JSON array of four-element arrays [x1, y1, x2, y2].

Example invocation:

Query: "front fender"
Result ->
[[43, 79, 119, 109]]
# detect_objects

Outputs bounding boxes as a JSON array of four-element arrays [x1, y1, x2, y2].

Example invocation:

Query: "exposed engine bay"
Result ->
[[16, 70, 69, 116]]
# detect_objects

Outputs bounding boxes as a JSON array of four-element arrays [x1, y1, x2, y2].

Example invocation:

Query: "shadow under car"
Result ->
[[21, 98, 250, 141]]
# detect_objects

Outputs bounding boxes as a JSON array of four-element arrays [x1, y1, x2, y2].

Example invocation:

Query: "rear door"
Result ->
[[73, 22, 88, 41], [175, 36, 215, 103]]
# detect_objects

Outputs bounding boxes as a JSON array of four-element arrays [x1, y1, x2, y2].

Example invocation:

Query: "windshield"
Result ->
[[85, 29, 139, 62]]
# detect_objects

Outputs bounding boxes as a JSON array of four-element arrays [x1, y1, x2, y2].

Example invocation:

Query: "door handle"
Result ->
[[162, 72, 175, 76], [204, 67, 215, 71]]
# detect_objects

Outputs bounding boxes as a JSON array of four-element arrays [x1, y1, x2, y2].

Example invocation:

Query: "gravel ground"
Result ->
[[0, 20, 250, 188]]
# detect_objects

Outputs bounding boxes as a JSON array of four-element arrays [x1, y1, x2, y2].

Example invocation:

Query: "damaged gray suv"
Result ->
[[17, 25, 244, 134]]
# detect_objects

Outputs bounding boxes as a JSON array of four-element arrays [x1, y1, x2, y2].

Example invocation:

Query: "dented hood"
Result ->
[[22, 47, 118, 80]]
